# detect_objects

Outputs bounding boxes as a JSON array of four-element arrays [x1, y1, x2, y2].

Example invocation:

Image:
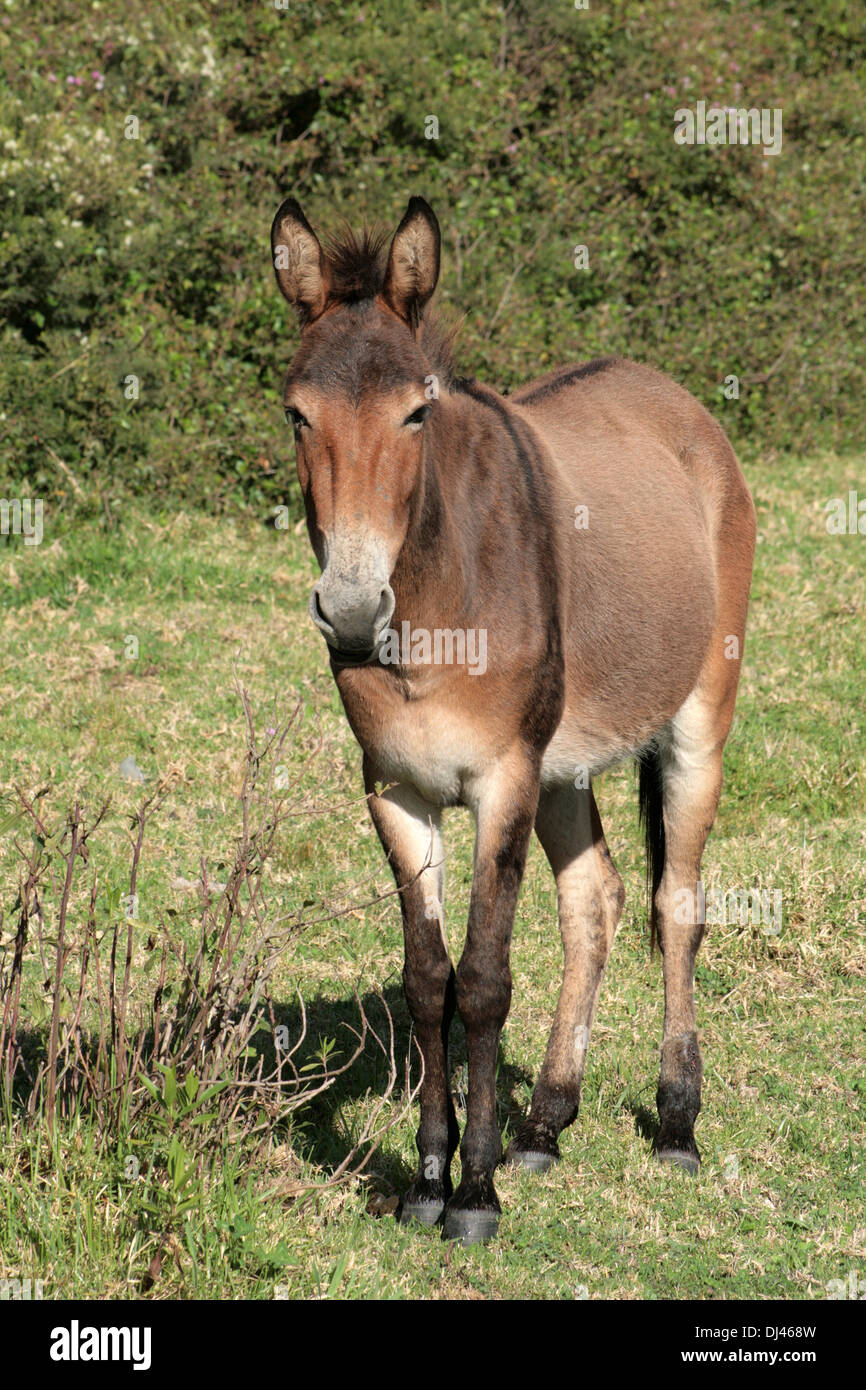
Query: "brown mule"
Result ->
[[270, 195, 756, 1244]]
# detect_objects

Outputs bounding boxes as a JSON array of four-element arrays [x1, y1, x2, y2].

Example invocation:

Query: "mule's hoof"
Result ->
[[399, 1198, 444, 1227], [506, 1148, 559, 1174], [657, 1149, 700, 1176], [441, 1208, 500, 1245]]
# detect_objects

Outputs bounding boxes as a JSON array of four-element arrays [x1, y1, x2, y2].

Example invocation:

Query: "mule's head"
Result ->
[[271, 195, 441, 666]]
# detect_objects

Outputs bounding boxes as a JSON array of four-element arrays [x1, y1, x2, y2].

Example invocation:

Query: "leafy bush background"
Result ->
[[1, 0, 863, 521]]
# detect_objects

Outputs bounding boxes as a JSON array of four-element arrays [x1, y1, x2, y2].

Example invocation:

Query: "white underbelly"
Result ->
[[540, 715, 646, 789]]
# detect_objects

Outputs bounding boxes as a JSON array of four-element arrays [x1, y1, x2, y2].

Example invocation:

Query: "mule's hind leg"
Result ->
[[651, 439, 755, 1172], [364, 759, 459, 1225], [507, 783, 624, 1171], [651, 693, 728, 1173]]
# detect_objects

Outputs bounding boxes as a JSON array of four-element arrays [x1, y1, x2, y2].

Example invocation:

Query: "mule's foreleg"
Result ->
[[442, 750, 540, 1245], [507, 784, 624, 1171], [365, 762, 458, 1225]]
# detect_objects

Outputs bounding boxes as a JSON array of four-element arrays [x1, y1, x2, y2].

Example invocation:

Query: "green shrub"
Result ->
[[1, 0, 863, 523]]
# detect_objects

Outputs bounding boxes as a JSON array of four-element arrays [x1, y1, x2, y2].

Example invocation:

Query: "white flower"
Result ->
[[200, 44, 218, 80]]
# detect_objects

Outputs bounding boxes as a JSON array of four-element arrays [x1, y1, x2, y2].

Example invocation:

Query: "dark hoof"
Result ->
[[441, 1208, 501, 1245], [657, 1149, 700, 1176], [399, 1198, 445, 1227], [505, 1148, 559, 1174]]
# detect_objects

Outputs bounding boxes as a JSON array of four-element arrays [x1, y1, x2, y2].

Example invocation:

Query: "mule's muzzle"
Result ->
[[309, 578, 395, 667]]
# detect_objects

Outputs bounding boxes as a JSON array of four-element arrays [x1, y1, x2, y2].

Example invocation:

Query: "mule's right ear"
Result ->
[[270, 197, 331, 324]]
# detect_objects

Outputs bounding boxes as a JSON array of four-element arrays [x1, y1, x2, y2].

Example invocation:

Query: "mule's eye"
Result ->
[[403, 404, 431, 429], [285, 406, 310, 431]]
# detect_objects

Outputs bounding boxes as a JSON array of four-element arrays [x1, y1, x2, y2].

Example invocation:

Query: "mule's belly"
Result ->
[[540, 717, 647, 788], [540, 585, 716, 792], [536, 429, 718, 789]]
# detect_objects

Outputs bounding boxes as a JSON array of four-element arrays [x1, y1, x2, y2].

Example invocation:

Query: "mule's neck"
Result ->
[[389, 406, 463, 619], [391, 380, 562, 633]]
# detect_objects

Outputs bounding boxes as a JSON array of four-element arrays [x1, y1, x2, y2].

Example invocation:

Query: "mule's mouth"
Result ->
[[326, 640, 382, 670]]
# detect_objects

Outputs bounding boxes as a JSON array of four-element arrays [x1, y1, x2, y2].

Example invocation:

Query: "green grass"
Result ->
[[0, 448, 864, 1300]]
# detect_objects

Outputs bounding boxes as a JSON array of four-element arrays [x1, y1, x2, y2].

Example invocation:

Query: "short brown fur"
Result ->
[[269, 196, 756, 1242]]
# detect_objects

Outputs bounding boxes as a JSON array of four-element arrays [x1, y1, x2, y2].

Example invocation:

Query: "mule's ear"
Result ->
[[271, 196, 331, 324], [382, 196, 440, 326]]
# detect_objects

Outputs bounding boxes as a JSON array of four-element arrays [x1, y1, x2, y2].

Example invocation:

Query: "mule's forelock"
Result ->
[[323, 224, 389, 303]]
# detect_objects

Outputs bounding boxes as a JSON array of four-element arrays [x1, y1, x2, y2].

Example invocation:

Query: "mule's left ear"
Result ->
[[382, 197, 440, 326]]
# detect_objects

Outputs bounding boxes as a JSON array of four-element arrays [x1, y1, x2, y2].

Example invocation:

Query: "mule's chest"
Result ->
[[335, 669, 500, 807]]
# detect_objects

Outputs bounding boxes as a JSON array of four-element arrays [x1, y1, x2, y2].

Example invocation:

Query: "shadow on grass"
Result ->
[[267, 984, 536, 1194], [629, 1103, 660, 1145], [3, 983, 539, 1201]]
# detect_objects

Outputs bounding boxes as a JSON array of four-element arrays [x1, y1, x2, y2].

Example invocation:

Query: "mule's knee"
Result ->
[[455, 955, 512, 1032], [403, 954, 455, 1030]]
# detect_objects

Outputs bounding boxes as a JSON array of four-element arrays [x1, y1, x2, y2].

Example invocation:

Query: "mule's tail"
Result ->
[[637, 746, 666, 955]]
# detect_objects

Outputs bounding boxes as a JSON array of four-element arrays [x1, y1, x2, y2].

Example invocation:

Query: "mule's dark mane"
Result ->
[[323, 223, 457, 386], [513, 357, 619, 405], [418, 315, 458, 388]]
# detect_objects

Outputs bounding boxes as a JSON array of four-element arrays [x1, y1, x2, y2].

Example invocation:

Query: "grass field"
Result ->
[[0, 446, 863, 1300]]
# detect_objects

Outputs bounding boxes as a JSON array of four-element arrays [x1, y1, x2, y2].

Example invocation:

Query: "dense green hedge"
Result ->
[[1, 0, 864, 521]]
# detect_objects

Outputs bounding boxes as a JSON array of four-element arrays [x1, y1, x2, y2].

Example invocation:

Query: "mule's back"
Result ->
[[512, 356, 752, 557]]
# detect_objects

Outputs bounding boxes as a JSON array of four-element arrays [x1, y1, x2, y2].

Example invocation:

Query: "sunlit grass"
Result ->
[[0, 450, 863, 1299]]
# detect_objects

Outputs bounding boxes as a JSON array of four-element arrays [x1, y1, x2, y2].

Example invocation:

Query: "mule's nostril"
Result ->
[[310, 585, 334, 632], [374, 585, 396, 634]]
